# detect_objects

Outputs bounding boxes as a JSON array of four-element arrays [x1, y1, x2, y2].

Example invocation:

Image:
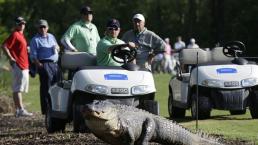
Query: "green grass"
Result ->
[[19, 73, 258, 143], [24, 76, 40, 112], [154, 73, 258, 144]]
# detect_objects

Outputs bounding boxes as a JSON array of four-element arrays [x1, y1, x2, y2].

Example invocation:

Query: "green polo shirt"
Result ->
[[62, 20, 100, 55], [97, 36, 125, 66]]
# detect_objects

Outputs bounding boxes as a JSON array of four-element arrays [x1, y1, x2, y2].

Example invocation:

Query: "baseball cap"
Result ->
[[80, 5, 93, 14], [15, 16, 26, 25], [106, 18, 120, 29], [190, 38, 196, 43], [37, 19, 48, 27], [133, 13, 145, 22]]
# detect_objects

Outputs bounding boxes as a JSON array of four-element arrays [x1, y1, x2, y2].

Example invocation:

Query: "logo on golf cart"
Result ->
[[104, 74, 128, 80], [216, 68, 237, 74], [111, 88, 129, 94]]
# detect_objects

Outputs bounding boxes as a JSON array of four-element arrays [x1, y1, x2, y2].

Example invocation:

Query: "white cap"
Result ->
[[190, 38, 195, 43], [133, 13, 145, 22]]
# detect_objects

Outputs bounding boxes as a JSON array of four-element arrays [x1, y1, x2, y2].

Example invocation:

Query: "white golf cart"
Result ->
[[45, 45, 159, 133], [168, 41, 258, 119]]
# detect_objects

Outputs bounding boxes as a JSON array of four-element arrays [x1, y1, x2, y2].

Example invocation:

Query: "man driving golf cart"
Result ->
[[97, 18, 136, 66]]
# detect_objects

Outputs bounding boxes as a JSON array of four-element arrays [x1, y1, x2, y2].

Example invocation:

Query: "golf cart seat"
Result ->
[[61, 52, 97, 70], [179, 47, 233, 65]]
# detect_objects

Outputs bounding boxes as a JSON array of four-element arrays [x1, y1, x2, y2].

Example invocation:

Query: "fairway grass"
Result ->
[[24, 73, 258, 144], [154, 73, 258, 144]]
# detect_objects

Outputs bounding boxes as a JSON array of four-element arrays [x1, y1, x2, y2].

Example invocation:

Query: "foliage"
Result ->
[[0, 0, 258, 55]]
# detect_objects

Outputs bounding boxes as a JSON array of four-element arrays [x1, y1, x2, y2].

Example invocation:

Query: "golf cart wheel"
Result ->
[[191, 95, 211, 119], [250, 92, 258, 119], [45, 101, 66, 133], [73, 103, 88, 133], [229, 110, 246, 115], [168, 94, 186, 118], [142, 100, 160, 115]]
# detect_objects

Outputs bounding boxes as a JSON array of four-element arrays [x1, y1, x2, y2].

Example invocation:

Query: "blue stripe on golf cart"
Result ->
[[104, 74, 128, 80], [216, 68, 237, 74]]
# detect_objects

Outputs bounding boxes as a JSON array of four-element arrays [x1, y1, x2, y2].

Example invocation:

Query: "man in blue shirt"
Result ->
[[30, 19, 60, 114]]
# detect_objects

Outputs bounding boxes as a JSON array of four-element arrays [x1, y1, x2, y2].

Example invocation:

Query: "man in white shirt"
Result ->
[[187, 38, 199, 49]]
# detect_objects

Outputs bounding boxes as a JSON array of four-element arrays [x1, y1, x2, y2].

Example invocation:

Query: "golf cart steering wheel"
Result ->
[[111, 44, 137, 63], [222, 41, 246, 57]]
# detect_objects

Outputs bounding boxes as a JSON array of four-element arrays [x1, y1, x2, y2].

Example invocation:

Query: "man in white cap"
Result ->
[[122, 13, 165, 70], [187, 38, 199, 49]]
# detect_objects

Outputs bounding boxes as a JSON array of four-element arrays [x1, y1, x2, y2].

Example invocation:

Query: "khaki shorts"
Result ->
[[12, 64, 29, 93]]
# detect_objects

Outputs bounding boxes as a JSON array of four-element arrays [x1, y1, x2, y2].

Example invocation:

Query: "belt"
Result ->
[[39, 59, 55, 63]]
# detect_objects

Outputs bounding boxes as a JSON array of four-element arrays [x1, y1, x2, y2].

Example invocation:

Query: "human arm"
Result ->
[[2, 44, 16, 66], [2, 34, 17, 66], [60, 24, 79, 52], [60, 37, 78, 52], [107, 42, 136, 52], [29, 38, 43, 68]]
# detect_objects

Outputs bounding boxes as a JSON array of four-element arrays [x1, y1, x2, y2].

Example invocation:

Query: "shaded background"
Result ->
[[0, 0, 258, 56]]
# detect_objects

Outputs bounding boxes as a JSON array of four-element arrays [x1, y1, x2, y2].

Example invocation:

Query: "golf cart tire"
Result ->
[[250, 92, 258, 119], [168, 94, 186, 118], [45, 102, 66, 133], [143, 100, 160, 115], [73, 104, 87, 133], [229, 110, 246, 115], [191, 95, 211, 119]]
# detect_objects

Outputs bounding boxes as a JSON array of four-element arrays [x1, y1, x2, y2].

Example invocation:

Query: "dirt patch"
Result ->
[[0, 95, 14, 113], [0, 112, 253, 145], [0, 113, 162, 145]]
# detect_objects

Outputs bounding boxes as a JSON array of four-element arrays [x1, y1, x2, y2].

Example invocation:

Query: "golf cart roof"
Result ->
[[179, 47, 233, 65]]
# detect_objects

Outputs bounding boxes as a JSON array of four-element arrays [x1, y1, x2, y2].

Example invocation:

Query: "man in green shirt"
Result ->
[[97, 19, 135, 66], [61, 5, 100, 55]]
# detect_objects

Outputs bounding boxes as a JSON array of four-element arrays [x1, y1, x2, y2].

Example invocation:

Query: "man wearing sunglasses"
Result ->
[[2, 16, 33, 117], [97, 19, 135, 66], [122, 13, 165, 71], [30, 19, 60, 115], [61, 5, 100, 55]]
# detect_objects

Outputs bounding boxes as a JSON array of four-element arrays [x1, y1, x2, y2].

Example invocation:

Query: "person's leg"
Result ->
[[38, 64, 49, 114], [12, 67, 32, 117], [13, 91, 23, 110]]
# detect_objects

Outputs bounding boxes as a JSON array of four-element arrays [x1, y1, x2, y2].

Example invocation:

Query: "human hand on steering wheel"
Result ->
[[111, 44, 137, 63]]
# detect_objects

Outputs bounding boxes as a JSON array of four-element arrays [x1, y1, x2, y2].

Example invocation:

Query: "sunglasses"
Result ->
[[133, 19, 142, 23], [107, 27, 119, 31], [18, 23, 25, 26], [39, 26, 47, 29], [82, 12, 93, 15]]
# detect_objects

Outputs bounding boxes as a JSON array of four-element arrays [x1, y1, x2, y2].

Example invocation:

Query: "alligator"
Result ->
[[81, 100, 223, 145]]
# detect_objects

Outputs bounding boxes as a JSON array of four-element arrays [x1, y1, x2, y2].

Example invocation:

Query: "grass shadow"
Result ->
[[165, 114, 253, 123]]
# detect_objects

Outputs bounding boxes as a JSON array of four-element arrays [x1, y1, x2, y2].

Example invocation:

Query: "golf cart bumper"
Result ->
[[73, 91, 155, 106], [211, 89, 249, 110]]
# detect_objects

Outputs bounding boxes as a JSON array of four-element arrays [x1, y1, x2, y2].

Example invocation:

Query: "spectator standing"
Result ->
[[151, 53, 164, 74], [122, 13, 165, 70], [61, 5, 100, 55], [1, 16, 33, 117], [174, 36, 186, 50], [30, 19, 60, 115], [163, 38, 174, 73], [173, 36, 186, 61], [187, 38, 199, 49], [97, 19, 135, 66]]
